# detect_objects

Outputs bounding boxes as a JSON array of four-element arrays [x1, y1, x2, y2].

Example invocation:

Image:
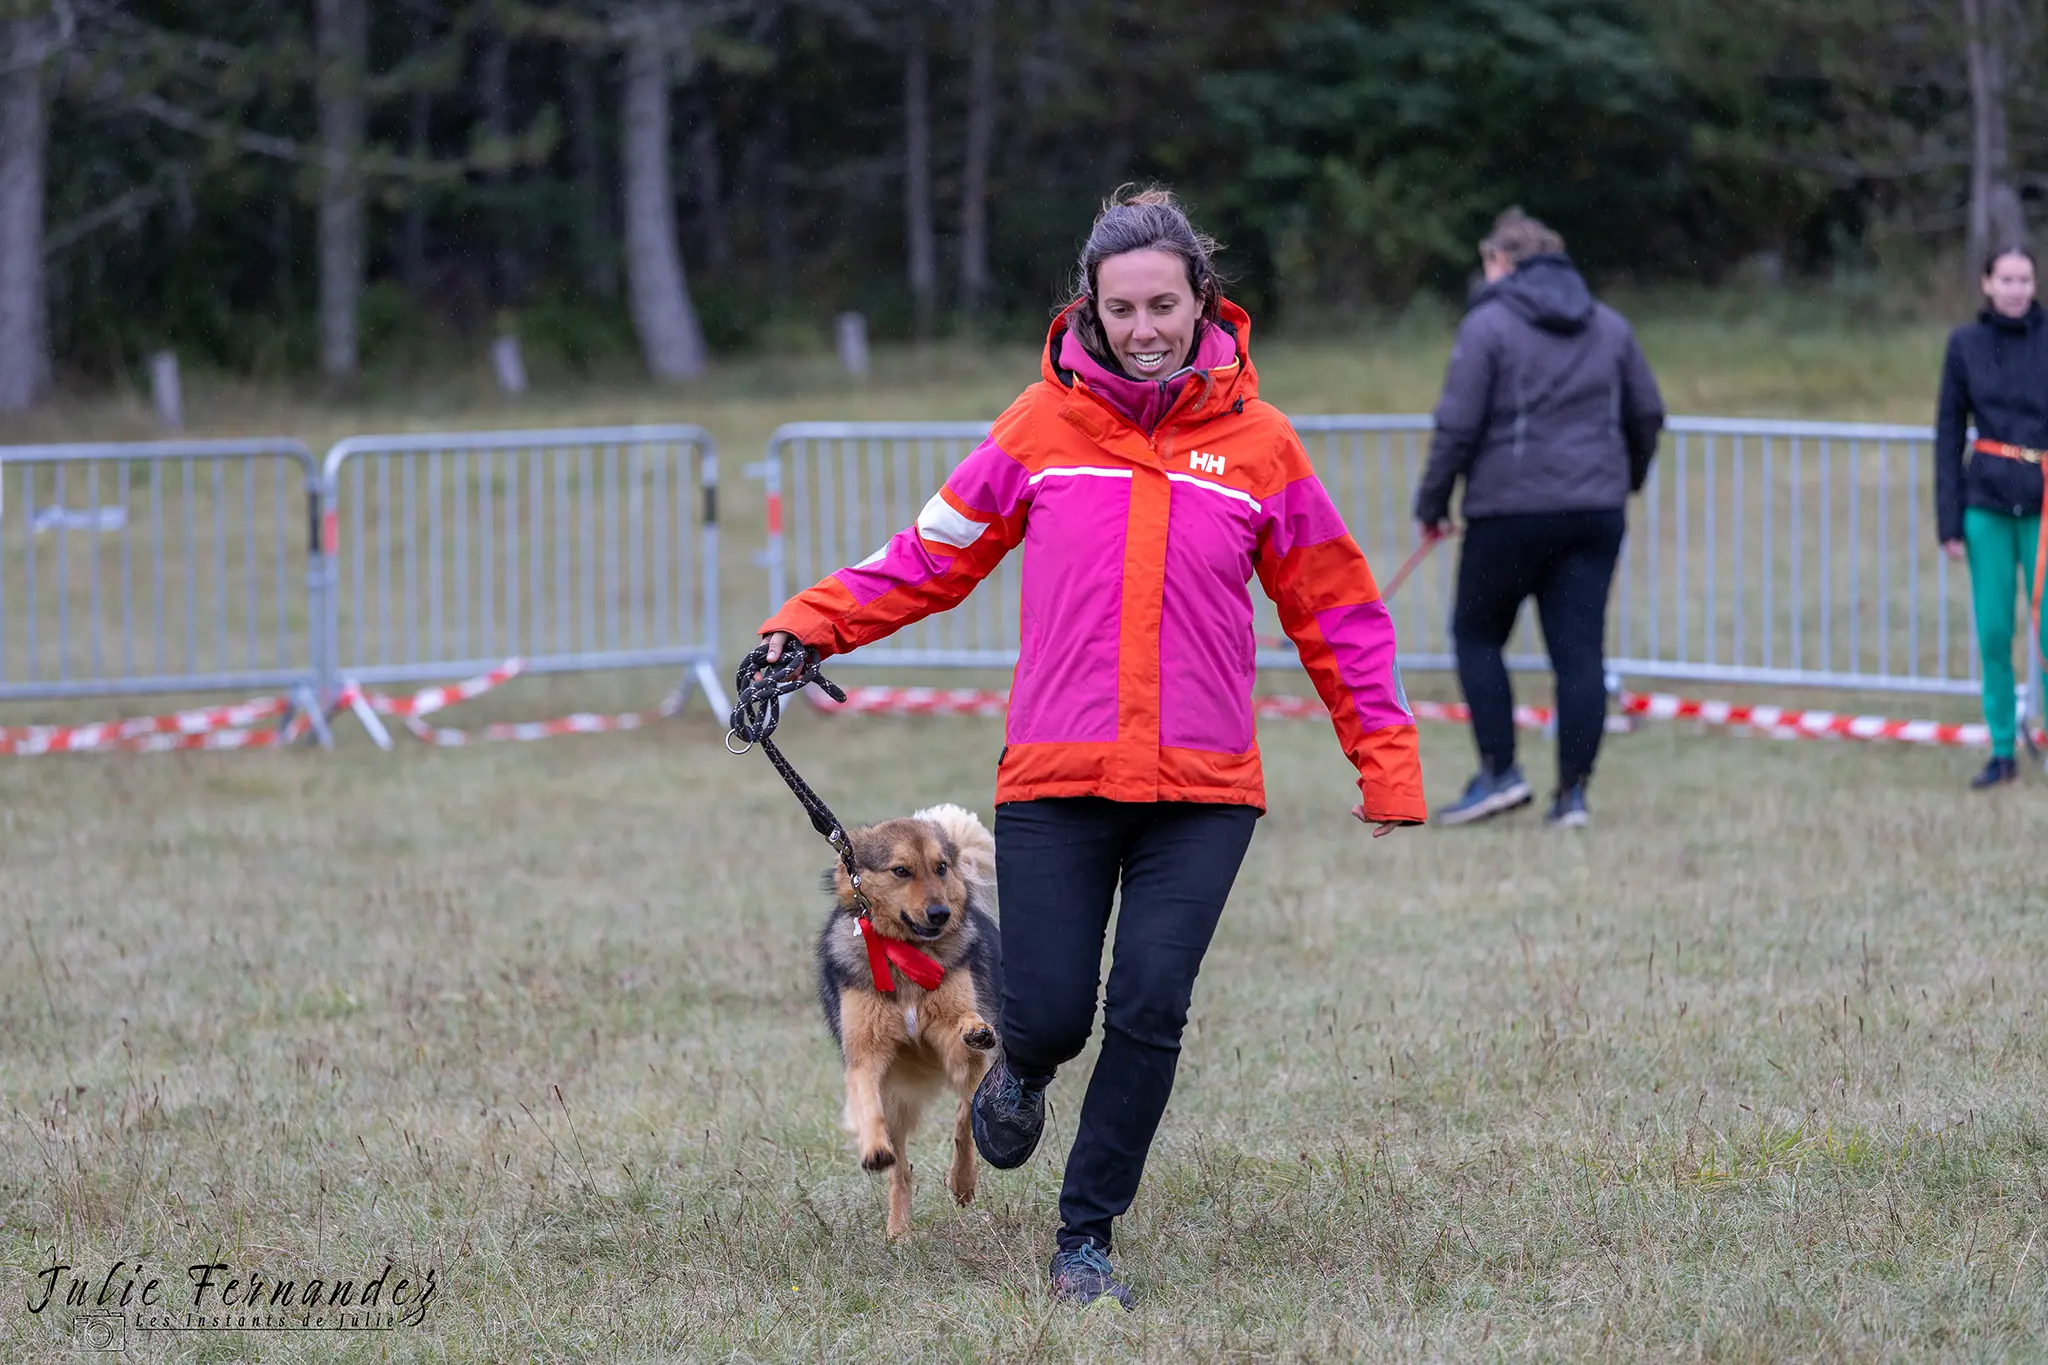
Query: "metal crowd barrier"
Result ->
[[1625, 417, 1968, 696], [318, 426, 729, 736], [757, 415, 1978, 699], [0, 413, 1972, 751], [757, 422, 1016, 667], [0, 438, 331, 738]]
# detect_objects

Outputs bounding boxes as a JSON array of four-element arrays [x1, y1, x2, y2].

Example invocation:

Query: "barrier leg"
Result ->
[[288, 685, 336, 749], [1605, 669, 1636, 735], [690, 659, 731, 720], [342, 682, 394, 751]]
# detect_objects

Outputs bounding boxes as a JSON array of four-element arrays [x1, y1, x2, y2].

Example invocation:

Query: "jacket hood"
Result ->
[[1979, 300, 2045, 333], [1044, 297, 1257, 433], [1473, 253, 1596, 335]]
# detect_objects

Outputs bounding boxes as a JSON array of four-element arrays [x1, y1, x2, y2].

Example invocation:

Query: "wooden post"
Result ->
[[150, 351, 183, 430], [836, 312, 870, 378], [491, 333, 528, 395]]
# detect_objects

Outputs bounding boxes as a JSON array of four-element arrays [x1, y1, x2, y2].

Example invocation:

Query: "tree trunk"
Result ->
[[957, 0, 995, 322], [691, 99, 730, 272], [316, 0, 367, 385], [903, 5, 936, 337], [400, 86, 430, 294], [621, 31, 707, 381], [1965, 0, 2026, 274], [480, 28, 520, 303], [566, 50, 617, 299], [766, 92, 793, 305], [0, 18, 51, 413]]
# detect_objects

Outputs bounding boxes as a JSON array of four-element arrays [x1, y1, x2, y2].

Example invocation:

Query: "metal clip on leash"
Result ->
[[726, 640, 869, 914]]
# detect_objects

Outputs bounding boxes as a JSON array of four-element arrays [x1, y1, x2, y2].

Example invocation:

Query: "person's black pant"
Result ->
[[1452, 509, 1626, 790], [993, 797, 1257, 1253]]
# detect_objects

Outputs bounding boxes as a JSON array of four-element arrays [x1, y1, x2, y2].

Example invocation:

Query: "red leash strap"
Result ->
[[1381, 529, 1449, 602], [856, 916, 945, 993], [1969, 440, 2048, 675], [2034, 480, 2048, 680]]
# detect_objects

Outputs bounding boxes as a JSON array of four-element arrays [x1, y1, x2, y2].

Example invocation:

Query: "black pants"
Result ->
[[993, 797, 1257, 1253], [1452, 509, 1625, 791]]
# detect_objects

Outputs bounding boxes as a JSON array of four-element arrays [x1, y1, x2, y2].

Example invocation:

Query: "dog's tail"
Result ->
[[913, 803, 996, 894]]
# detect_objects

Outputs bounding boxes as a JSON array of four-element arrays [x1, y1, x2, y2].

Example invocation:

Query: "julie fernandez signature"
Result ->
[[29, 1257, 436, 1330]]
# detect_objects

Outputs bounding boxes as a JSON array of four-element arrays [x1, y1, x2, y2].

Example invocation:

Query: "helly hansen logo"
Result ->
[[1188, 451, 1225, 475]]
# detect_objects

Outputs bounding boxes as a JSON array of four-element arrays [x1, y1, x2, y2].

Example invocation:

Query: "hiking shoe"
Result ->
[[1545, 785, 1589, 828], [971, 1055, 1047, 1170], [1049, 1242, 1135, 1310], [1971, 756, 2019, 789], [1434, 764, 1532, 826]]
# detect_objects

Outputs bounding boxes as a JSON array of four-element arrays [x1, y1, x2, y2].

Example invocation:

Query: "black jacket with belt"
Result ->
[[1935, 303, 2048, 543], [1414, 254, 1665, 526]]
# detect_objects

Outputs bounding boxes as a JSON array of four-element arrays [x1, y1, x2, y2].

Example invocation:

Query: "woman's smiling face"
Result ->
[[1094, 248, 1198, 379]]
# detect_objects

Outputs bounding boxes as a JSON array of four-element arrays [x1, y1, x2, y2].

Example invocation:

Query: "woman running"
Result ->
[[757, 188, 1426, 1307]]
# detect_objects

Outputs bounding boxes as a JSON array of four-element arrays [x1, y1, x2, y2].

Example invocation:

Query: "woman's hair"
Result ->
[[1478, 207, 1566, 267], [1068, 186, 1224, 358], [1982, 244, 2037, 277]]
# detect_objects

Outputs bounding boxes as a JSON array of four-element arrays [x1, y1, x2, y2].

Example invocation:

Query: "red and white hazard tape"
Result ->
[[337, 658, 682, 746], [334, 659, 526, 718], [393, 694, 683, 746], [0, 695, 306, 756], [815, 685, 1008, 717], [807, 682, 1998, 748], [1624, 692, 1993, 747]]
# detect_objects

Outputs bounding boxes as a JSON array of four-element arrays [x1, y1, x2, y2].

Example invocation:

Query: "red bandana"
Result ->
[[855, 916, 945, 993]]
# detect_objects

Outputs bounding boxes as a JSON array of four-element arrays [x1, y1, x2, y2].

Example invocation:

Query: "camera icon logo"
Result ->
[[71, 1311, 126, 1352]]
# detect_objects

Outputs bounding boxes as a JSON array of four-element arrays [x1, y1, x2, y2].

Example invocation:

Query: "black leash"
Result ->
[[726, 640, 870, 914]]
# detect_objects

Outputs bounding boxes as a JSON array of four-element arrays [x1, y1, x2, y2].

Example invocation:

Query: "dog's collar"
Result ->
[[853, 916, 944, 993]]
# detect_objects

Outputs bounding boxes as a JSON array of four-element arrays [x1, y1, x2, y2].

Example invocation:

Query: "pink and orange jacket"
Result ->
[[762, 300, 1427, 822]]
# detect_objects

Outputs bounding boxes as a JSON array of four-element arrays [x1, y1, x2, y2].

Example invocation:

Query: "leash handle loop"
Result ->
[[728, 637, 870, 914]]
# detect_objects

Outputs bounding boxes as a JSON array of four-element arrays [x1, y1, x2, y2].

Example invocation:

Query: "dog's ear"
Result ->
[[913, 803, 996, 890], [842, 824, 883, 872]]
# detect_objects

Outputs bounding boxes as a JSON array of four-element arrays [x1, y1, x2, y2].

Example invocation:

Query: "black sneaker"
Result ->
[[971, 1055, 1047, 1170], [1971, 756, 2019, 789], [1545, 785, 1589, 828], [1049, 1242, 1135, 1310], [1434, 764, 1533, 826]]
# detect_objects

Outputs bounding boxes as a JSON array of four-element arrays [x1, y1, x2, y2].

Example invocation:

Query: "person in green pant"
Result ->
[[1936, 246, 2048, 787]]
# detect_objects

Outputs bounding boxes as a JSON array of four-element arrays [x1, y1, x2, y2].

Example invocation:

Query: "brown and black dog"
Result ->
[[816, 803, 1002, 1239]]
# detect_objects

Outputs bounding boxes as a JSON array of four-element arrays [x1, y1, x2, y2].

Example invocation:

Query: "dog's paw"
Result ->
[[860, 1144, 897, 1173], [961, 1019, 997, 1051], [949, 1173, 976, 1206]]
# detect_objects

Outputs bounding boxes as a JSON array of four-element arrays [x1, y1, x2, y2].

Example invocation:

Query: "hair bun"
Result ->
[[1112, 185, 1181, 211]]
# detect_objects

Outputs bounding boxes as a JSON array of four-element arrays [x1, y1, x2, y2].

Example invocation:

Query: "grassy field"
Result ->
[[6, 310, 2046, 1361]]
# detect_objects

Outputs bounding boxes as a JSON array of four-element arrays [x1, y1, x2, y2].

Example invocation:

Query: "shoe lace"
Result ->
[[1059, 1244, 1117, 1281], [996, 1063, 1045, 1109]]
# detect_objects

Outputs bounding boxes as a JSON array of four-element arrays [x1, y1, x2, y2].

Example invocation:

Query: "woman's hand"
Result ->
[[760, 630, 801, 664], [1417, 519, 1451, 544], [1943, 539, 1966, 562], [1352, 803, 1416, 838]]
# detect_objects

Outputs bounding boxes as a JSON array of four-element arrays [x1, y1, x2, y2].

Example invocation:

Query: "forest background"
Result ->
[[0, 0, 2042, 410]]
